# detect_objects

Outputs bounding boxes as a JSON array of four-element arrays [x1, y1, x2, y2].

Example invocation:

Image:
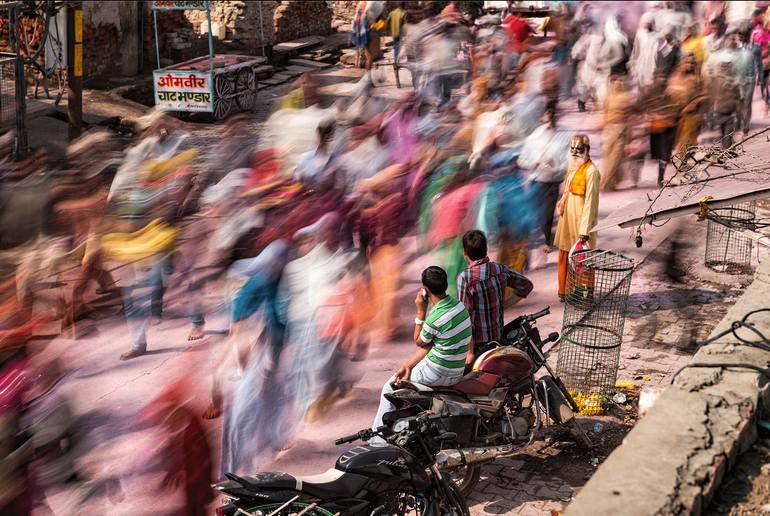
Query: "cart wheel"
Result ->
[[235, 68, 257, 112], [213, 75, 234, 120]]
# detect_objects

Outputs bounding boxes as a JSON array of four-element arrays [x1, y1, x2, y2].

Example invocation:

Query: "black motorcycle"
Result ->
[[213, 413, 470, 515], [382, 307, 592, 496]]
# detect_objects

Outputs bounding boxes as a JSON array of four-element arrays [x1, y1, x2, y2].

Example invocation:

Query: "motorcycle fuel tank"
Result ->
[[335, 442, 430, 490], [473, 346, 534, 384]]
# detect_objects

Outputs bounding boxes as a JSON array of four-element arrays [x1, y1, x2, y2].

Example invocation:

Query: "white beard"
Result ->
[[568, 154, 588, 173]]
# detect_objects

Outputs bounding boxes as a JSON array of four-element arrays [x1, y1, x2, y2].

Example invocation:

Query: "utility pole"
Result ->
[[66, 1, 83, 140]]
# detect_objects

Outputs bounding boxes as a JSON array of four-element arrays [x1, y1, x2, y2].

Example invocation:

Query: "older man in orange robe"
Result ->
[[554, 135, 600, 300]]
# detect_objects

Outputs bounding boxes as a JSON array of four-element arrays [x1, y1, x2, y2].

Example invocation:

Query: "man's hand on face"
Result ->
[[395, 364, 411, 385], [414, 289, 429, 319]]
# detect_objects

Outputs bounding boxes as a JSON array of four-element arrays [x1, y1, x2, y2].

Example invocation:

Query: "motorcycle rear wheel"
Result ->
[[240, 502, 336, 515], [446, 463, 481, 497]]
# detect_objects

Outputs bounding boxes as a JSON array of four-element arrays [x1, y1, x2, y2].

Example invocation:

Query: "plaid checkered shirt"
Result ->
[[456, 257, 534, 350]]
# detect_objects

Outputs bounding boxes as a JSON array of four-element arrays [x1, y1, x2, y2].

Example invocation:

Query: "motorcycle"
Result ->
[[382, 307, 592, 496], [213, 413, 470, 515]]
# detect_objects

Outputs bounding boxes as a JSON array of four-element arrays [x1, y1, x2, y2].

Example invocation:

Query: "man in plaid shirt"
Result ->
[[457, 230, 534, 365]]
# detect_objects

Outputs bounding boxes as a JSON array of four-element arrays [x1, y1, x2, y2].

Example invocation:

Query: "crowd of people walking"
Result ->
[[0, 1, 768, 513]]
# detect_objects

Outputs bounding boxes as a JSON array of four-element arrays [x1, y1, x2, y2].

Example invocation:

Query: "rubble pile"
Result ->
[[184, 0, 276, 48]]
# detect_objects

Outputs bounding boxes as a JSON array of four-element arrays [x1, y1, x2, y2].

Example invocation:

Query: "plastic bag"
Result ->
[[568, 238, 590, 274]]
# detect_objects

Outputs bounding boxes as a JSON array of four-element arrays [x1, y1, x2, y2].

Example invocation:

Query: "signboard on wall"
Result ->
[[151, 1, 212, 10], [153, 70, 213, 112]]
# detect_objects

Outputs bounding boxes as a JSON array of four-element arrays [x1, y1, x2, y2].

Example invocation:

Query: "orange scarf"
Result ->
[[568, 160, 592, 196]]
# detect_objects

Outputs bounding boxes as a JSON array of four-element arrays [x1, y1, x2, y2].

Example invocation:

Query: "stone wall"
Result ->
[[274, 1, 333, 42]]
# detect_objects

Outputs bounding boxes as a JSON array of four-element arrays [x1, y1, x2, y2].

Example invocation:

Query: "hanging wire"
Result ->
[[670, 308, 770, 383]]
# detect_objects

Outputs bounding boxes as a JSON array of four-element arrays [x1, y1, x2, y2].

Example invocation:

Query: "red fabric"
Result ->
[[245, 148, 281, 189], [504, 16, 532, 52], [428, 182, 484, 247], [360, 192, 407, 248], [0, 356, 28, 414], [141, 382, 214, 516]]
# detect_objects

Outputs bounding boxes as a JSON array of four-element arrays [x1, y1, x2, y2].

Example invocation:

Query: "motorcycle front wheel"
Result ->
[[445, 463, 481, 497], [430, 480, 471, 516]]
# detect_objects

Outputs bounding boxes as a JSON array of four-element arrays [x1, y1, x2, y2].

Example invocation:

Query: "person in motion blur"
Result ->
[[600, 73, 636, 191], [372, 266, 471, 428], [554, 135, 599, 300], [704, 29, 742, 147], [457, 230, 533, 366]]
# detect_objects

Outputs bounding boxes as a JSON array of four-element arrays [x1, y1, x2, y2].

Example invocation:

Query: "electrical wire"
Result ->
[[670, 308, 770, 384]]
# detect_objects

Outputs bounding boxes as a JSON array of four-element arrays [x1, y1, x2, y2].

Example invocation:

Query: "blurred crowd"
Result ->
[[0, 0, 768, 513]]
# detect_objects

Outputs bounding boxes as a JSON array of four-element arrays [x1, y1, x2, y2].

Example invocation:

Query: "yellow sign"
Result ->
[[74, 44, 82, 77], [75, 9, 83, 43]]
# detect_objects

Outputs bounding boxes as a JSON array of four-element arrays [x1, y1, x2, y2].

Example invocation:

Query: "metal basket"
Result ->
[[0, 54, 16, 130], [557, 249, 634, 402], [705, 203, 756, 275]]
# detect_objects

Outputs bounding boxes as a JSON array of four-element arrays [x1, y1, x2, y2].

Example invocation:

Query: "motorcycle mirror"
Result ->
[[437, 432, 457, 442]]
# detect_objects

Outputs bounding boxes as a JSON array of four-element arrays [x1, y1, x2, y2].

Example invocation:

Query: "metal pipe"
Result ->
[[437, 444, 517, 468]]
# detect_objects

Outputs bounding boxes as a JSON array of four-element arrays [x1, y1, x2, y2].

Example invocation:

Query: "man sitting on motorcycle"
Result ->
[[372, 266, 471, 429], [458, 230, 534, 366]]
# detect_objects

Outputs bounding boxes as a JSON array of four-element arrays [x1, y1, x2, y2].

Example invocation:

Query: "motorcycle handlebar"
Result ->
[[334, 425, 390, 446], [527, 306, 550, 321]]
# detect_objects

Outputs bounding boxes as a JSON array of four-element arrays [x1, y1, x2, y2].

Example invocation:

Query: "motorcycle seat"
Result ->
[[236, 469, 367, 499], [297, 468, 368, 498], [451, 371, 501, 396]]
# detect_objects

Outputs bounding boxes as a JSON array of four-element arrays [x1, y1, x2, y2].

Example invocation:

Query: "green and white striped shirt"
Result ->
[[419, 296, 472, 372]]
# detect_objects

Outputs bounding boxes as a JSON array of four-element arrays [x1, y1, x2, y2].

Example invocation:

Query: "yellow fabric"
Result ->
[[386, 7, 406, 39], [101, 219, 177, 262], [280, 88, 305, 110], [600, 123, 628, 191], [568, 161, 591, 196], [682, 36, 707, 72], [142, 148, 199, 182], [554, 160, 600, 251]]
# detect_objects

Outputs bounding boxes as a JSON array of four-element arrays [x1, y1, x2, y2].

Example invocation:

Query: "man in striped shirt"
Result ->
[[372, 266, 471, 429], [458, 230, 534, 364]]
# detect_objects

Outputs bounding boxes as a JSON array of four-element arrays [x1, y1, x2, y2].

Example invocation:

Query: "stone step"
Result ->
[[288, 58, 332, 69], [260, 76, 289, 86], [272, 72, 297, 81], [284, 65, 315, 75], [254, 65, 275, 80], [273, 35, 325, 54]]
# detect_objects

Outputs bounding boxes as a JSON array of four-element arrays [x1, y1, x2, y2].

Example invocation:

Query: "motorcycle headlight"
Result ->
[[393, 417, 414, 432]]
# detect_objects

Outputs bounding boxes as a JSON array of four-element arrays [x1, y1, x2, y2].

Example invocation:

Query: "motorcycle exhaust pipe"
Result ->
[[436, 444, 517, 468]]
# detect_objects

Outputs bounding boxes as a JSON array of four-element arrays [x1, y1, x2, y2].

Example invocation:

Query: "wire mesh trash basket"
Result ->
[[705, 203, 756, 275], [0, 55, 16, 130], [556, 249, 634, 414]]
